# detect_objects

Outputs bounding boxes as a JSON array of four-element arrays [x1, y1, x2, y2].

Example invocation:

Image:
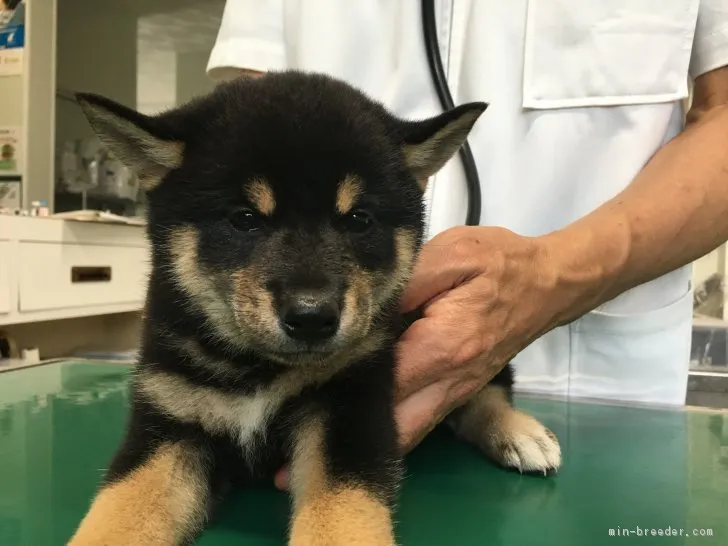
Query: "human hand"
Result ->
[[273, 225, 568, 490], [392, 226, 565, 453]]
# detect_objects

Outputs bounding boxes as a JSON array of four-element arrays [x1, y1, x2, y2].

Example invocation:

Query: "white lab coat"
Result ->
[[207, 0, 728, 406]]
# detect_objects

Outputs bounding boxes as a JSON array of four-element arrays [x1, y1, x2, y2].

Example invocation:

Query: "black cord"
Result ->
[[421, 0, 482, 226]]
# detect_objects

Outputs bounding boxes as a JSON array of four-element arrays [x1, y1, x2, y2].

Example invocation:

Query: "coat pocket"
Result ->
[[523, 0, 699, 109], [570, 283, 693, 406]]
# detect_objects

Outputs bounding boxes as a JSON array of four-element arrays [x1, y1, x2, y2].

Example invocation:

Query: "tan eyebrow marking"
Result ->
[[245, 178, 276, 216], [336, 175, 362, 215]]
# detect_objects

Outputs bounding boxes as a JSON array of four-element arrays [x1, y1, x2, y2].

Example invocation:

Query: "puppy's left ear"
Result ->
[[397, 102, 487, 189], [75, 93, 184, 191]]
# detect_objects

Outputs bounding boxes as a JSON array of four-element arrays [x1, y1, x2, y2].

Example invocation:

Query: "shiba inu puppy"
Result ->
[[69, 70, 560, 546]]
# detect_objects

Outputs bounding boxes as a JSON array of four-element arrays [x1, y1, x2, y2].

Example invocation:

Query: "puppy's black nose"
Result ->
[[281, 298, 340, 343]]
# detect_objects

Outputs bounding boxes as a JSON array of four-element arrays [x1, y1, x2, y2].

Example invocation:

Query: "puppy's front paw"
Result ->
[[486, 410, 562, 475], [289, 488, 395, 546]]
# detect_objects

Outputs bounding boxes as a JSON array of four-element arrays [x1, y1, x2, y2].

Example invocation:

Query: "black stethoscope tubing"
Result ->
[[421, 0, 482, 227]]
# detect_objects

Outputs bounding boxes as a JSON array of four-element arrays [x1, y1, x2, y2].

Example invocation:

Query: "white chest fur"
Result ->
[[137, 372, 289, 454]]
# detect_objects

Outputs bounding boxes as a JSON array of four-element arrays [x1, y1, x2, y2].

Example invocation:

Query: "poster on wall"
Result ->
[[0, 175, 21, 209], [0, 0, 24, 76], [0, 126, 21, 173], [0, 125, 21, 209], [0, 0, 23, 30]]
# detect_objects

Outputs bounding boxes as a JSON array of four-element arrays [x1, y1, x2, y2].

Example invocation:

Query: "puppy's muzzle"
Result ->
[[279, 290, 340, 344]]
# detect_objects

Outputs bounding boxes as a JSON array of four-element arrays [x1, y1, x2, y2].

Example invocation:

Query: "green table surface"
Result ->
[[0, 361, 726, 545]]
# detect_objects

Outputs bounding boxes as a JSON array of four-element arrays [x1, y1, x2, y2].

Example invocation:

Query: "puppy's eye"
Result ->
[[229, 208, 263, 232], [341, 209, 373, 233]]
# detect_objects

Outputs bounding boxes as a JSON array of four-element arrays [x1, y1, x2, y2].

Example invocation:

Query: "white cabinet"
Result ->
[[0, 215, 149, 325], [18, 242, 148, 312], [0, 242, 14, 315]]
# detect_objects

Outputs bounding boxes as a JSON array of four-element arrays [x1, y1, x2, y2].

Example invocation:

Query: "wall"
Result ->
[[175, 50, 215, 105], [0, 0, 55, 209], [22, 0, 56, 208], [55, 0, 137, 148], [694, 248, 724, 286], [0, 76, 23, 127], [137, 49, 177, 115]]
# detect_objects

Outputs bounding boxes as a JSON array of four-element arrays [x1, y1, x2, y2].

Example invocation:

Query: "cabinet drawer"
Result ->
[[18, 242, 149, 312], [0, 241, 13, 314]]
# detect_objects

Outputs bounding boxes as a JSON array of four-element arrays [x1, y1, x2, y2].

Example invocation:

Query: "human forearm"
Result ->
[[213, 68, 264, 84], [543, 98, 728, 324]]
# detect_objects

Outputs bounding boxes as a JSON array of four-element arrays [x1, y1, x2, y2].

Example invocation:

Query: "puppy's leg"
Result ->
[[69, 438, 213, 546], [289, 417, 399, 546], [288, 364, 401, 546], [447, 365, 562, 475]]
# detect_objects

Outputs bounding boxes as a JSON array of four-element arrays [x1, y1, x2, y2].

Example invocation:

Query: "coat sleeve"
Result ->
[[690, 0, 728, 79], [206, 0, 286, 82]]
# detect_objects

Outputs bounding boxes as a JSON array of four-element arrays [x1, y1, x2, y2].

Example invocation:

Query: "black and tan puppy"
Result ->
[[69, 71, 561, 546]]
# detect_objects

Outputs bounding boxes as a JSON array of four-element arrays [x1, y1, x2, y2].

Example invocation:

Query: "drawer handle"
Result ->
[[71, 266, 112, 283]]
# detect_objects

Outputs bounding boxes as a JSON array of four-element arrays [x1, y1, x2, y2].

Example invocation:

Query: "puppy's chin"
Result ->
[[252, 335, 366, 368], [263, 350, 337, 368]]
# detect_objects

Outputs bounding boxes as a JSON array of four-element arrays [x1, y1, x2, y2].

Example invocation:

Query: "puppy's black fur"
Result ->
[[69, 71, 559, 546]]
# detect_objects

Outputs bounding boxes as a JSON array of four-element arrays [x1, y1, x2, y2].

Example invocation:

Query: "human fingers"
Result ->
[[396, 291, 490, 402], [274, 466, 290, 491], [395, 377, 483, 454], [394, 380, 449, 454], [399, 235, 480, 314], [394, 316, 455, 401]]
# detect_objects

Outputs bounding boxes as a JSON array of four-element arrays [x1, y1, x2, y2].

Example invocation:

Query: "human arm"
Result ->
[[541, 66, 728, 325], [219, 69, 264, 80], [392, 63, 728, 453], [206, 0, 283, 82]]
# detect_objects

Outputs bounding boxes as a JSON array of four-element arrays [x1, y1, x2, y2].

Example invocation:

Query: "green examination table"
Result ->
[[0, 361, 726, 545]]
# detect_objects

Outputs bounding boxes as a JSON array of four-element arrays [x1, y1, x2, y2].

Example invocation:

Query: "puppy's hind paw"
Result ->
[[448, 385, 562, 477]]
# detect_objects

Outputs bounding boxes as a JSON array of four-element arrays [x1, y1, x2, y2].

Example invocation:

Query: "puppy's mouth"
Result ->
[[266, 345, 335, 355], [247, 329, 364, 367], [270, 349, 331, 360], [258, 345, 341, 367]]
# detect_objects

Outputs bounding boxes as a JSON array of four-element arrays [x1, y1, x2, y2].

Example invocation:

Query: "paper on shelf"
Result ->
[[50, 209, 146, 226]]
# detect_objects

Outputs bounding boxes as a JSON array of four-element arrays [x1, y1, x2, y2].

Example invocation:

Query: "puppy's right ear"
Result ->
[[75, 93, 184, 191]]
